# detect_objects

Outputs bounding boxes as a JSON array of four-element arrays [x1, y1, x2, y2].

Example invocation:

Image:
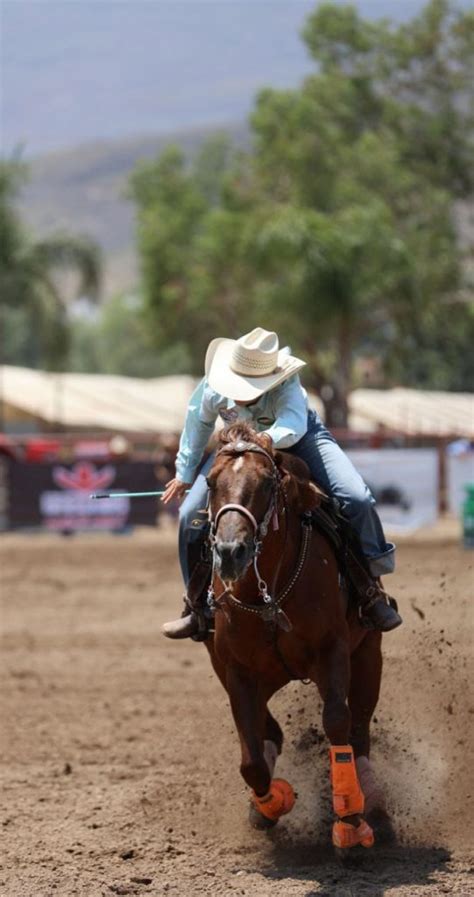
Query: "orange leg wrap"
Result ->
[[329, 745, 364, 818], [251, 778, 295, 822], [332, 819, 374, 849]]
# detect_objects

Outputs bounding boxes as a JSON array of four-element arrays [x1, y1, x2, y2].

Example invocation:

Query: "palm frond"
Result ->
[[32, 234, 102, 301]]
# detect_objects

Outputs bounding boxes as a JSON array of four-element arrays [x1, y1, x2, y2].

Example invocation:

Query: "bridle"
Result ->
[[206, 438, 314, 685], [206, 437, 313, 635], [207, 440, 283, 611], [206, 439, 313, 637]]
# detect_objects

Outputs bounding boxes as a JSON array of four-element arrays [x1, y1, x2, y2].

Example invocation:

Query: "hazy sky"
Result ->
[[1, 0, 467, 156]]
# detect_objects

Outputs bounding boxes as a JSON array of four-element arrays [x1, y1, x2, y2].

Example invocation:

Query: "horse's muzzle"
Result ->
[[214, 539, 253, 582]]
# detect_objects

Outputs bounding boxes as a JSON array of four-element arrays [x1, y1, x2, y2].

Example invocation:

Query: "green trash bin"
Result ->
[[462, 484, 474, 549]]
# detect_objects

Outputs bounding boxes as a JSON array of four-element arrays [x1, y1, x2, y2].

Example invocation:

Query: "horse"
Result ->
[[202, 422, 386, 852]]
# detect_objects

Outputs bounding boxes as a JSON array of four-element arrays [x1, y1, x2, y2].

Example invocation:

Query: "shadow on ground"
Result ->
[[257, 819, 451, 897]]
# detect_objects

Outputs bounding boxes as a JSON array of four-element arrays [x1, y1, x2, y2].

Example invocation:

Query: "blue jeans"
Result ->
[[179, 410, 395, 586]]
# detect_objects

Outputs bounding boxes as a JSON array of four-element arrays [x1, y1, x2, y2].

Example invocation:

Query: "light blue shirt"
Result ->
[[175, 375, 308, 482]]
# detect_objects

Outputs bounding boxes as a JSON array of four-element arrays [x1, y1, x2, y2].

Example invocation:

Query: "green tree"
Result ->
[[131, 2, 473, 422], [0, 159, 101, 371], [248, 0, 471, 422], [129, 139, 262, 372], [69, 293, 191, 377], [302, 0, 474, 195], [129, 146, 206, 369]]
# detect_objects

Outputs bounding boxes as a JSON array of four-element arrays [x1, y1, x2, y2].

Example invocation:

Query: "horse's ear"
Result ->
[[256, 432, 273, 453], [292, 477, 321, 513], [281, 472, 321, 513], [275, 453, 321, 513], [275, 451, 284, 468]]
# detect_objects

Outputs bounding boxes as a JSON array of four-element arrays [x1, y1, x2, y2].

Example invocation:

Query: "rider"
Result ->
[[162, 327, 402, 637]]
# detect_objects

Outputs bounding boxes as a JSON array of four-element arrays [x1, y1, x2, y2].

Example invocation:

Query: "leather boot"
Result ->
[[359, 579, 402, 632], [161, 545, 213, 642], [162, 609, 200, 639], [162, 555, 213, 641]]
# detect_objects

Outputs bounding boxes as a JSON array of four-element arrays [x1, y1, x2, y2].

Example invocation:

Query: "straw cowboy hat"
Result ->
[[205, 327, 306, 402]]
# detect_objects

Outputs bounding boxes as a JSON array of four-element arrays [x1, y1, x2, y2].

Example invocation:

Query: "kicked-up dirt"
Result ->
[[0, 526, 473, 896]]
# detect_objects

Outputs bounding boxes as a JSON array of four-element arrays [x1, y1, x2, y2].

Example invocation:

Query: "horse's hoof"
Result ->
[[251, 778, 295, 822], [334, 845, 366, 866], [366, 808, 396, 844], [332, 819, 374, 850], [248, 803, 278, 830]]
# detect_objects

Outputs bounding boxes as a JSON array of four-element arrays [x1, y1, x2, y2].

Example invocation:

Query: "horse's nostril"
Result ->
[[216, 542, 230, 560], [216, 541, 247, 567]]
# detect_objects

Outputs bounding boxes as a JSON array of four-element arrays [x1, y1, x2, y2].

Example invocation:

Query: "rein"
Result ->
[[206, 440, 311, 633]]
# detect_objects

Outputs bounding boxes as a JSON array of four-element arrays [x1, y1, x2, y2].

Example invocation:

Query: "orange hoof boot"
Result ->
[[332, 819, 374, 849], [252, 778, 295, 822]]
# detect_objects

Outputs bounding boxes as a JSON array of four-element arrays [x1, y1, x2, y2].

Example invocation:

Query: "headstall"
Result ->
[[206, 440, 311, 631]]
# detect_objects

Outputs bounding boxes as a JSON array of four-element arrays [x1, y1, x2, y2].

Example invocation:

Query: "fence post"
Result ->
[[437, 439, 448, 514], [0, 456, 9, 531]]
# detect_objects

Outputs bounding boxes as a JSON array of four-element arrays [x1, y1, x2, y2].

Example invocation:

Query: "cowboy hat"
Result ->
[[205, 327, 306, 402]]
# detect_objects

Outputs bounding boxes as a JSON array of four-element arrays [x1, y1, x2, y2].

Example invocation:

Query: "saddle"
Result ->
[[306, 491, 401, 629], [303, 492, 376, 606]]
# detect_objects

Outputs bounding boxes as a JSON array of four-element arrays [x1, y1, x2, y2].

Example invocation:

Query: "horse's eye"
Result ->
[[205, 476, 214, 489]]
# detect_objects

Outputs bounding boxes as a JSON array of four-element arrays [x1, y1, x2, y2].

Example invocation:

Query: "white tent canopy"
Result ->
[[0, 366, 197, 432], [350, 388, 474, 437], [1, 366, 472, 437]]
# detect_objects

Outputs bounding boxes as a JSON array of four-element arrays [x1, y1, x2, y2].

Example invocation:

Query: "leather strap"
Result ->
[[214, 502, 259, 533], [186, 557, 212, 611]]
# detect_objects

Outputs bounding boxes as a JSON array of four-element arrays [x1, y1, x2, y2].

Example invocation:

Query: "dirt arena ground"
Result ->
[[1, 524, 473, 897]]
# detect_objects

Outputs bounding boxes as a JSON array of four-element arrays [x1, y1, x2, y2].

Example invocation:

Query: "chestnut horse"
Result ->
[[203, 423, 386, 852]]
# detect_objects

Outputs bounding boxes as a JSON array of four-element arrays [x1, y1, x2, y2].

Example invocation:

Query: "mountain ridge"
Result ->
[[18, 123, 250, 296]]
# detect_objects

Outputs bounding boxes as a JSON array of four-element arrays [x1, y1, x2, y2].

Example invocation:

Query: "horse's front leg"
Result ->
[[318, 637, 374, 851], [349, 631, 387, 818], [226, 665, 295, 827]]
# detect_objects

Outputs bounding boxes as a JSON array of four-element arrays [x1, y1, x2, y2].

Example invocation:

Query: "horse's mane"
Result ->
[[217, 421, 320, 512], [219, 422, 271, 451]]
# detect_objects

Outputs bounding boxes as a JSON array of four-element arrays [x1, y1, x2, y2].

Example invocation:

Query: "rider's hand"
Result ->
[[161, 478, 191, 505]]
